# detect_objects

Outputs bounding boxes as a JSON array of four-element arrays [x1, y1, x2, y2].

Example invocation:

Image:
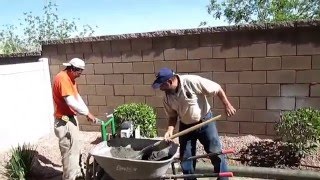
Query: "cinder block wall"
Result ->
[[42, 21, 320, 138]]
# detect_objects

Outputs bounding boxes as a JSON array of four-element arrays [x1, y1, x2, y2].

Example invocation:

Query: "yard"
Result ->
[[1, 131, 319, 180]]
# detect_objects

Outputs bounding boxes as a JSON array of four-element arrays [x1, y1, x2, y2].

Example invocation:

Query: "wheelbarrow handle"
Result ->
[[219, 172, 234, 177], [161, 172, 234, 179]]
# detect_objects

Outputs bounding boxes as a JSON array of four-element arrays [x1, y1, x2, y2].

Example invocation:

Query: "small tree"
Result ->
[[0, 0, 97, 54], [202, 0, 320, 25]]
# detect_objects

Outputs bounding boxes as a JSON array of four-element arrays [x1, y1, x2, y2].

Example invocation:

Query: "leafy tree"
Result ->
[[0, 1, 97, 54], [203, 0, 320, 25]]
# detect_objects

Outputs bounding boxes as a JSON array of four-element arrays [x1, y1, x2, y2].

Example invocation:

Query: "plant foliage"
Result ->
[[113, 103, 157, 138], [0, 0, 97, 54], [3, 143, 37, 180], [275, 107, 320, 156], [203, 0, 320, 25]]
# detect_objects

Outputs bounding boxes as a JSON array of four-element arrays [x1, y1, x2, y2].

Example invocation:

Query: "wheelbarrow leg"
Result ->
[[171, 162, 178, 180]]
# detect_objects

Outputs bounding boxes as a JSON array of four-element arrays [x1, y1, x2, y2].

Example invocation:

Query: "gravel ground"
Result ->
[[0, 132, 319, 180]]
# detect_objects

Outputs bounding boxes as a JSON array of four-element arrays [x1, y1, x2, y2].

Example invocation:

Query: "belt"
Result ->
[[60, 115, 75, 122]]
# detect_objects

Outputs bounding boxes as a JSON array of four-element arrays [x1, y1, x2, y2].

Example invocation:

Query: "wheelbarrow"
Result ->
[[85, 137, 234, 180]]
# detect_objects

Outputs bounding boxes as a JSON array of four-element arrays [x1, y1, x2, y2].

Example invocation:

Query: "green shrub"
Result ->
[[3, 143, 37, 180], [275, 107, 320, 155], [113, 103, 157, 138]]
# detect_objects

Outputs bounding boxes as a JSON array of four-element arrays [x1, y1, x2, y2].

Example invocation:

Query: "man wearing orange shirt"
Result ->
[[52, 58, 96, 180]]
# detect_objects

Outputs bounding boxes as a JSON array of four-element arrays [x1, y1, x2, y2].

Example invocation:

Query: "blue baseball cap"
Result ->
[[152, 68, 175, 89]]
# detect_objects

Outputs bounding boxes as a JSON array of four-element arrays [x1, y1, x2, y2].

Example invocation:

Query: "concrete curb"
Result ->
[[169, 163, 320, 180], [170, 163, 320, 180]]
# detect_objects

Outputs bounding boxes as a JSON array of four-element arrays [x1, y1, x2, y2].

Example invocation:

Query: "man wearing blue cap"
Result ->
[[152, 67, 236, 180]]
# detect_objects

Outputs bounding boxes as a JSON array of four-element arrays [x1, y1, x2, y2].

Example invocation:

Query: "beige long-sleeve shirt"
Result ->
[[163, 74, 221, 124]]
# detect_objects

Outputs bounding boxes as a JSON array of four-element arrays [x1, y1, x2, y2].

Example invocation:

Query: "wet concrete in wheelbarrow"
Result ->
[[110, 146, 171, 161], [110, 146, 140, 159]]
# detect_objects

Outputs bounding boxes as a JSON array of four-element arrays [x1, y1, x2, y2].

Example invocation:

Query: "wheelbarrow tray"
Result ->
[[89, 138, 179, 180]]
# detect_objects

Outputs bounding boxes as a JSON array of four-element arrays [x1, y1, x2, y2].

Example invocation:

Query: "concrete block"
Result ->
[[310, 84, 320, 97], [188, 47, 212, 59], [84, 53, 103, 64], [253, 110, 281, 122], [96, 85, 114, 95], [164, 48, 187, 60], [88, 95, 106, 106], [252, 84, 280, 96], [102, 52, 121, 63], [104, 74, 124, 84], [267, 42, 296, 56], [146, 96, 164, 107], [296, 97, 320, 109], [92, 41, 111, 53], [154, 61, 177, 72], [122, 51, 142, 62], [78, 85, 96, 95], [124, 96, 146, 104], [296, 70, 320, 83], [177, 60, 200, 72], [113, 63, 133, 73], [124, 74, 144, 84], [142, 49, 164, 61], [107, 96, 125, 107], [240, 122, 266, 135], [240, 97, 266, 109], [267, 97, 295, 110], [239, 71, 266, 83], [281, 84, 309, 96], [212, 45, 238, 58], [114, 85, 134, 95], [216, 121, 239, 134], [226, 84, 252, 96], [94, 64, 113, 74], [239, 43, 266, 57], [131, 38, 152, 50], [212, 72, 238, 83], [267, 70, 295, 83], [133, 62, 154, 73], [111, 39, 131, 52], [253, 57, 281, 70], [201, 59, 225, 72], [282, 56, 311, 70], [176, 35, 199, 48], [86, 75, 104, 84], [134, 85, 155, 96], [226, 58, 252, 71], [227, 109, 253, 122]]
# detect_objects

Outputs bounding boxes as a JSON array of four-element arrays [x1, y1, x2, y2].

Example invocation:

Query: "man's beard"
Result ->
[[165, 89, 176, 95]]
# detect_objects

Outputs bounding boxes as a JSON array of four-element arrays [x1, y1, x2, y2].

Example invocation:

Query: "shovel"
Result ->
[[132, 114, 222, 160]]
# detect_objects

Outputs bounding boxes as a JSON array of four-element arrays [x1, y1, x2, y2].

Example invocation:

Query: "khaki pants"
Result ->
[[54, 117, 82, 180]]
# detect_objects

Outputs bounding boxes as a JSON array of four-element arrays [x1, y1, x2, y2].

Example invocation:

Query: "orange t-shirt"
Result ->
[[52, 71, 79, 119]]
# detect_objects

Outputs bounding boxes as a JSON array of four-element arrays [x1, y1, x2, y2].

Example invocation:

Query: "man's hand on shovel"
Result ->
[[132, 115, 222, 160], [164, 129, 173, 142]]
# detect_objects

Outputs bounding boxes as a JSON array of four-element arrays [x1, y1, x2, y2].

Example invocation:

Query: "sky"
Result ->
[[0, 0, 228, 36]]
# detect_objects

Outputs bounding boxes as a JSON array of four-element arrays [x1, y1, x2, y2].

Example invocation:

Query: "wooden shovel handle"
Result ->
[[169, 114, 221, 140]]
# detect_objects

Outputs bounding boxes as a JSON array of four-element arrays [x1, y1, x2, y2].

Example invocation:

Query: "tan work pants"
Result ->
[[54, 117, 82, 180]]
